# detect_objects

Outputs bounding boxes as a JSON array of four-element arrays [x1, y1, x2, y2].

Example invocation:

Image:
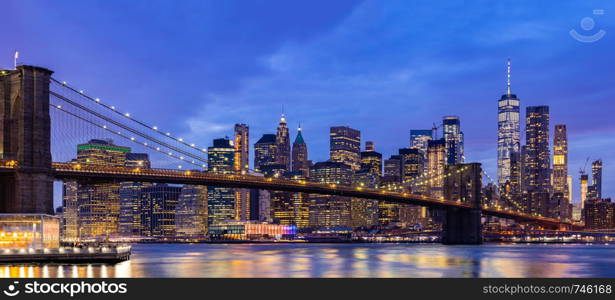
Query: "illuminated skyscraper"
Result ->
[[497, 59, 521, 186], [234, 124, 250, 220], [176, 185, 208, 237], [360, 141, 382, 177], [70, 139, 129, 239], [139, 184, 181, 238], [591, 159, 603, 200], [580, 173, 589, 209], [410, 129, 433, 154], [552, 125, 569, 201], [207, 138, 236, 225], [427, 139, 446, 198], [291, 126, 309, 177], [309, 161, 353, 228], [383, 155, 402, 181], [275, 114, 291, 171], [254, 134, 277, 172], [524, 105, 551, 194], [399, 148, 424, 183], [119, 153, 152, 237], [443, 116, 464, 165], [330, 126, 361, 171]]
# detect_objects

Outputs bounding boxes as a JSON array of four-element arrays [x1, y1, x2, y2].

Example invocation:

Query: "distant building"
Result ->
[[443, 116, 464, 165], [524, 105, 551, 195], [275, 114, 291, 171], [426, 139, 446, 198], [584, 199, 615, 230], [410, 129, 433, 155], [580, 173, 589, 209], [360, 141, 382, 177], [383, 154, 402, 182], [399, 148, 424, 183], [497, 59, 521, 187], [234, 124, 250, 221], [119, 153, 152, 237], [291, 126, 309, 177], [176, 185, 208, 237], [589, 159, 603, 200], [330, 126, 361, 171], [207, 138, 236, 225], [139, 184, 181, 238], [552, 125, 569, 201], [254, 134, 277, 172], [66, 139, 130, 240], [309, 161, 353, 228]]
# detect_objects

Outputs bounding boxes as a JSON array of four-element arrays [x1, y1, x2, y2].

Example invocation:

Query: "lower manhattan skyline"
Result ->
[[3, 0, 615, 285], [4, 1, 614, 204]]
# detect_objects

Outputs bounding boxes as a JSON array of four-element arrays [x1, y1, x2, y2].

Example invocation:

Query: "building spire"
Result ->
[[506, 58, 511, 96]]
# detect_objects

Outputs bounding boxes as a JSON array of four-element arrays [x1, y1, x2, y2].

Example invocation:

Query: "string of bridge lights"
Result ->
[[49, 88, 208, 167], [50, 103, 205, 170], [50, 78, 210, 155], [406, 166, 471, 187]]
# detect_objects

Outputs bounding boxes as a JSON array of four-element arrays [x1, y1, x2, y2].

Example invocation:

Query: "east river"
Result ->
[[2, 243, 615, 278]]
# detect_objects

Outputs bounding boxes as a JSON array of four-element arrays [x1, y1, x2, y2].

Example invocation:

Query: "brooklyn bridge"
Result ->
[[0, 65, 580, 245]]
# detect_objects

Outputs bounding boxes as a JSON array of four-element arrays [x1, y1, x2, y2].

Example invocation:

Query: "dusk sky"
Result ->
[[2, 0, 615, 204]]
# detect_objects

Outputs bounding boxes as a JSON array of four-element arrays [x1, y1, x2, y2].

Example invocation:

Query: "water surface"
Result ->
[[1, 243, 615, 278]]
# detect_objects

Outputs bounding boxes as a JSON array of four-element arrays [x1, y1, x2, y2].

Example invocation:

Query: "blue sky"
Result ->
[[2, 0, 615, 205]]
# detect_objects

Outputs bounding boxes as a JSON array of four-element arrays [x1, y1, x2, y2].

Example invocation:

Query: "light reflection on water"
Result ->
[[1, 243, 615, 278]]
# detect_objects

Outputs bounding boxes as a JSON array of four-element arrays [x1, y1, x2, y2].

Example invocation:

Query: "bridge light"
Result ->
[[62, 81, 67, 85], [56, 105, 62, 109], [143, 142, 148, 146], [178, 165, 182, 169], [178, 138, 183, 142], [168, 152, 173, 156], [110, 106, 115, 110], [156, 147, 160, 151], [130, 137, 135, 141], [79, 90, 84, 94], [166, 132, 171, 136], [102, 125, 107, 129], [95, 98, 100, 102], [124, 113, 131, 117], [152, 126, 158, 130], [202, 148, 207, 152], [179, 156, 184, 160]]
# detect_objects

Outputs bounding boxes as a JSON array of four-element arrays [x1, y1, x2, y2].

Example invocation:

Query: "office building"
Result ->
[[291, 126, 309, 177], [176, 185, 208, 237], [139, 184, 181, 238], [207, 138, 236, 225], [524, 105, 551, 194], [234, 124, 250, 220], [360, 141, 382, 177], [552, 125, 569, 200], [254, 134, 277, 172], [275, 114, 291, 171], [426, 139, 446, 198], [309, 161, 353, 228], [410, 129, 433, 154], [330, 126, 361, 170], [443, 116, 464, 165], [497, 59, 521, 186]]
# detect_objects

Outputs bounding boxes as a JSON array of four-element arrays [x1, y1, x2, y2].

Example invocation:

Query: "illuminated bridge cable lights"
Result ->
[[50, 78, 208, 154], [49, 90, 208, 166], [50, 104, 202, 169]]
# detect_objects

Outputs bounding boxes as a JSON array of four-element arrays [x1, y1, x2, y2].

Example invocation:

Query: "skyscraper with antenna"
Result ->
[[497, 59, 521, 188]]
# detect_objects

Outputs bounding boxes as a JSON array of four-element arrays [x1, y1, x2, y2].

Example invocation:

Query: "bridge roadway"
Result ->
[[40, 162, 574, 228]]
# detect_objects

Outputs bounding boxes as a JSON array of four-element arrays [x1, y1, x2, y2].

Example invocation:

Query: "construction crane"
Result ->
[[579, 157, 590, 176], [432, 122, 443, 140]]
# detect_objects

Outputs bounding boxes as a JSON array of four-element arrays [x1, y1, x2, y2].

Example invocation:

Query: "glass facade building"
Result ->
[[330, 126, 361, 171]]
